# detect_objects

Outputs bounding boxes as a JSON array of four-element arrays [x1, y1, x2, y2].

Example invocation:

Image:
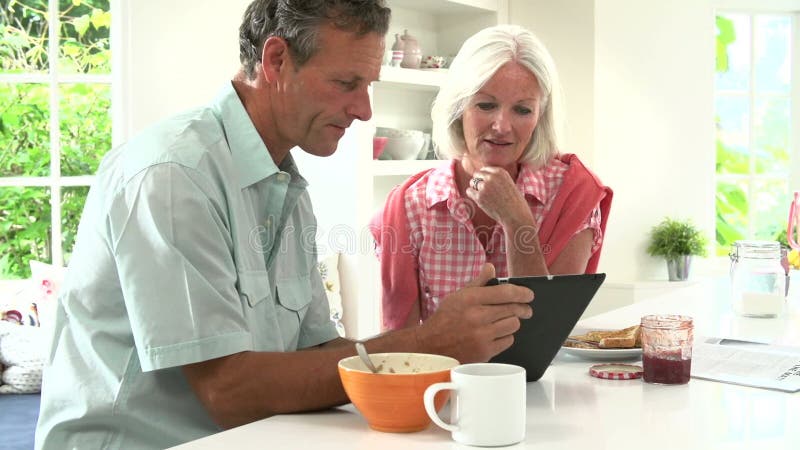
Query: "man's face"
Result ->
[[274, 25, 385, 157]]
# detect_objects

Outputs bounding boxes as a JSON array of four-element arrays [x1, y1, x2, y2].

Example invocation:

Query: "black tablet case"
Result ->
[[487, 273, 606, 381]]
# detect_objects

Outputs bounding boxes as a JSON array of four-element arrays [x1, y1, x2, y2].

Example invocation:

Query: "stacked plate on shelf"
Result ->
[[375, 127, 426, 160]]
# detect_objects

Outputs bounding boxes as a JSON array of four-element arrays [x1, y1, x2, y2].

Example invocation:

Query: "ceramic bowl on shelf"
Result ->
[[375, 127, 422, 139], [338, 352, 459, 432], [375, 127, 425, 160], [384, 136, 425, 160]]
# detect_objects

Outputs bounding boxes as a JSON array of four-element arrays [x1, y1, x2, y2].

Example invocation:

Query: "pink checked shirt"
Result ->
[[403, 159, 603, 321]]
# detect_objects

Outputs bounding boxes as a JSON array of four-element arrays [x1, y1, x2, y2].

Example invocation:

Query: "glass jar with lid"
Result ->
[[640, 315, 694, 384], [729, 240, 786, 317]]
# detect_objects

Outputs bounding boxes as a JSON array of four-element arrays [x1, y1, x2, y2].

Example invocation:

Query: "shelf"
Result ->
[[378, 66, 446, 89], [389, 0, 499, 14], [371, 159, 445, 176]]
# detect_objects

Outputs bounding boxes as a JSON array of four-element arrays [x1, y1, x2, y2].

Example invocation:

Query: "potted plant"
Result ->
[[647, 218, 708, 281]]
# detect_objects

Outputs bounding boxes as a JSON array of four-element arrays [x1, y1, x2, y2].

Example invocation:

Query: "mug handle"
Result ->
[[423, 382, 458, 432]]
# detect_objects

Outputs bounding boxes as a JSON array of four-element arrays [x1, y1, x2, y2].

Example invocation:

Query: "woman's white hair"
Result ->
[[431, 24, 564, 168]]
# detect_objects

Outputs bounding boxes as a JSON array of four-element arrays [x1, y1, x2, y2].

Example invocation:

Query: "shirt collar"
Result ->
[[516, 162, 548, 204], [425, 160, 461, 208], [210, 82, 280, 189], [278, 151, 308, 189], [424, 160, 547, 208]]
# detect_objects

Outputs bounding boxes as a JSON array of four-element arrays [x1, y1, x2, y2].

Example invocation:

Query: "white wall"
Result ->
[[594, 0, 716, 282], [118, 0, 250, 138], [512, 0, 717, 283], [509, 0, 596, 165]]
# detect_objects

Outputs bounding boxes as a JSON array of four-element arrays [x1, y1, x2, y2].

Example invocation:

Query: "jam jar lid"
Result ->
[[589, 364, 644, 380]]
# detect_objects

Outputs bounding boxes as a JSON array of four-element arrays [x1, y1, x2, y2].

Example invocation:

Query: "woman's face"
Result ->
[[461, 62, 543, 174]]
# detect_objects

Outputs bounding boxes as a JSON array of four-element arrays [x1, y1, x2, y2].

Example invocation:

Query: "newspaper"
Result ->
[[691, 337, 800, 393]]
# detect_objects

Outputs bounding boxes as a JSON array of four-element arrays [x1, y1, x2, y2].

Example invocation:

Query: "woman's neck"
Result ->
[[455, 158, 521, 190]]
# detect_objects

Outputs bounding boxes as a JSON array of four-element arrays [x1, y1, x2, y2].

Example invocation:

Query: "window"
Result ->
[[0, 0, 112, 279], [715, 11, 796, 255]]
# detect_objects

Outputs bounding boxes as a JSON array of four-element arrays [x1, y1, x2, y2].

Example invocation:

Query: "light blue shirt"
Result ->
[[35, 83, 339, 449]]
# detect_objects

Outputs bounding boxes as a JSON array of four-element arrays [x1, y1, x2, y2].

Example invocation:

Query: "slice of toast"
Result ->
[[598, 325, 640, 349], [568, 325, 641, 349], [562, 339, 600, 349], [598, 335, 636, 349]]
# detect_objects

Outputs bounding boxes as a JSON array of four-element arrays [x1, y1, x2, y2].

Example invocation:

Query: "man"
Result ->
[[35, 1, 533, 448]]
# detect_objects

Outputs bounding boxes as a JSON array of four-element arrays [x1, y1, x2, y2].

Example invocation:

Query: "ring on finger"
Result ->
[[471, 176, 484, 191]]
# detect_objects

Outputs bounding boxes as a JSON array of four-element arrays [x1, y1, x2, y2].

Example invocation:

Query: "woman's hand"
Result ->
[[465, 166, 549, 276], [465, 166, 533, 228]]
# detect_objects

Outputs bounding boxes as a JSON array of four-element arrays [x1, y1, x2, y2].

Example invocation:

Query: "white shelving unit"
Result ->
[[297, 0, 509, 339], [366, 0, 508, 205], [370, 159, 444, 176], [378, 66, 446, 88]]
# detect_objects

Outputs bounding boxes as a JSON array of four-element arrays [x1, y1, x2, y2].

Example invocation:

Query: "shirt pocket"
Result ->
[[275, 275, 312, 323], [238, 270, 272, 307]]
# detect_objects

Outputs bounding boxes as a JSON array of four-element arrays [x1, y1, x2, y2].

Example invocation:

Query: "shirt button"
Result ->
[[276, 173, 289, 183], [265, 217, 273, 227]]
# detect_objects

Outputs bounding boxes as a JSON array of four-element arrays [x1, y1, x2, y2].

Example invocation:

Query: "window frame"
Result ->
[[713, 2, 800, 259], [0, 0, 120, 272]]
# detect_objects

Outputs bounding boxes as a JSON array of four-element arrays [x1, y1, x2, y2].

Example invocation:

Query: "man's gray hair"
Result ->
[[431, 25, 564, 169], [239, 0, 391, 79]]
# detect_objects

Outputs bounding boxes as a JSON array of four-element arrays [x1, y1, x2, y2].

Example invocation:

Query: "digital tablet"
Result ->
[[487, 273, 606, 381]]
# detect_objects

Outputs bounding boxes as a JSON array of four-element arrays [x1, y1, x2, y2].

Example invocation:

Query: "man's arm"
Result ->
[[182, 263, 532, 430]]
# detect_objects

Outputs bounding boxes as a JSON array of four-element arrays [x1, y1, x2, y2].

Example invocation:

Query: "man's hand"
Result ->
[[416, 263, 534, 363]]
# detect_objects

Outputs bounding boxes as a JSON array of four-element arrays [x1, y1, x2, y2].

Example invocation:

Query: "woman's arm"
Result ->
[[505, 219, 595, 276], [468, 166, 599, 277], [546, 228, 594, 274], [502, 213, 549, 276]]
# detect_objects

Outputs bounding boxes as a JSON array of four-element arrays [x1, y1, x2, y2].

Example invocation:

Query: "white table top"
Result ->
[[172, 278, 800, 450]]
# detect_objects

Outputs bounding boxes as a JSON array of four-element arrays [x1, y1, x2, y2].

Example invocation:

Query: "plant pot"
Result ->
[[666, 255, 692, 281]]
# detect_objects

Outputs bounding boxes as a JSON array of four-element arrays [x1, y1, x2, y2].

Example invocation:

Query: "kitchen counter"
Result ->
[[171, 278, 800, 449]]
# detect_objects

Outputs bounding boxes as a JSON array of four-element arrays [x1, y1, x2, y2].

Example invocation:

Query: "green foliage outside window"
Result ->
[[0, 0, 111, 279], [715, 15, 747, 255], [0, 83, 51, 177], [1, 0, 111, 74], [715, 14, 793, 256]]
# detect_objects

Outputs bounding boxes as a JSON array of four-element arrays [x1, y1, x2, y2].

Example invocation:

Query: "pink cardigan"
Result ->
[[370, 153, 613, 330]]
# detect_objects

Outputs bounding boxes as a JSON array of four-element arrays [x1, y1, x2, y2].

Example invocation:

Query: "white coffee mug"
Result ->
[[423, 363, 526, 446]]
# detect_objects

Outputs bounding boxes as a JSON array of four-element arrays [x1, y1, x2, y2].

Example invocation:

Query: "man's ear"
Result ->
[[261, 36, 289, 82]]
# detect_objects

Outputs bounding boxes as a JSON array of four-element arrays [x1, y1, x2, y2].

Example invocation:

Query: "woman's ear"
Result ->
[[261, 36, 289, 82]]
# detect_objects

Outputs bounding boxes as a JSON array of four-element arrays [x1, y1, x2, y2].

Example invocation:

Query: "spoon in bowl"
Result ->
[[355, 341, 379, 373]]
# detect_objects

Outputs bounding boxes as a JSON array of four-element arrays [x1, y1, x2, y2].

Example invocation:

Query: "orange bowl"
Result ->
[[338, 353, 459, 432]]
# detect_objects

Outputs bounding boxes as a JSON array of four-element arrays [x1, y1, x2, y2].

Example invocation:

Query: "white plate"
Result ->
[[560, 346, 642, 361]]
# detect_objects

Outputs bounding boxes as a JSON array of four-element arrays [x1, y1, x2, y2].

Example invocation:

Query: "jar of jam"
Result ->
[[640, 315, 693, 385], [729, 240, 786, 318]]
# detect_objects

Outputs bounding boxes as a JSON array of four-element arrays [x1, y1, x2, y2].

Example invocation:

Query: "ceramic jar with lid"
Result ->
[[390, 33, 404, 67], [399, 29, 422, 69]]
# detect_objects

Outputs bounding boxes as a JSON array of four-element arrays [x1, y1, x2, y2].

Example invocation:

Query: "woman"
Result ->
[[371, 25, 612, 330]]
